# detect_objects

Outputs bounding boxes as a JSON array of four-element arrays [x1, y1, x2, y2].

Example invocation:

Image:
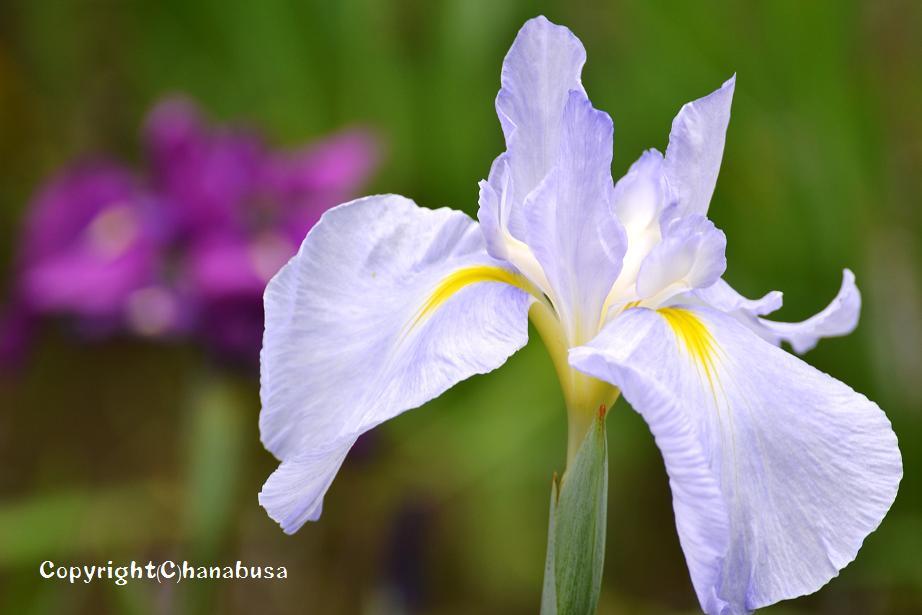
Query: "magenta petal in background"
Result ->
[[3, 95, 379, 365], [17, 163, 161, 319]]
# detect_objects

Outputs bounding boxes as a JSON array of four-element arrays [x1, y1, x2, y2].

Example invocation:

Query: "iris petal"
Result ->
[[570, 306, 901, 614], [494, 16, 586, 209], [664, 75, 736, 217], [478, 16, 587, 287], [694, 278, 783, 317], [694, 270, 859, 354], [522, 91, 627, 343], [259, 194, 533, 532], [756, 269, 860, 354], [635, 213, 727, 303]]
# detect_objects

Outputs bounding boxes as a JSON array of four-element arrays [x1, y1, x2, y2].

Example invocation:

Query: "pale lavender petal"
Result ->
[[694, 271, 858, 354], [603, 150, 670, 307], [756, 269, 860, 354], [477, 156, 552, 294], [479, 15, 586, 258], [612, 149, 667, 232], [495, 16, 586, 205], [664, 76, 736, 216], [570, 307, 901, 614], [477, 153, 518, 259], [522, 90, 626, 341], [635, 212, 727, 302], [259, 195, 533, 531], [259, 435, 357, 533], [694, 278, 783, 317]]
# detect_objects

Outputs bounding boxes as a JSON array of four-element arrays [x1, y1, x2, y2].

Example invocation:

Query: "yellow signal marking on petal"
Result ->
[[658, 307, 719, 393], [406, 265, 536, 334], [659, 307, 741, 489]]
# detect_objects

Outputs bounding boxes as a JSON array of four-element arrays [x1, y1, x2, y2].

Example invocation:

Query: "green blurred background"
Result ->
[[1, 1, 920, 613]]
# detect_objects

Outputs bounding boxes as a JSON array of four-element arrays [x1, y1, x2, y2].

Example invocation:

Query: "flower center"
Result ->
[[530, 300, 619, 462]]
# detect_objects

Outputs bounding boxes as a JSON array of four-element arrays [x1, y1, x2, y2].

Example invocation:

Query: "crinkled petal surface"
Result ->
[[479, 15, 586, 269], [664, 76, 736, 216], [259, 194, 533, 532], [569, 307, 901, 614], [495, 15, 586, 209], [477, 155, 551, 291], [636, 213, 727, 301], [695, 270, 859, 354], [756, 269, 860, 354], [602, 150, 669, 308], [259, 435, 357, 533], [694, 278, 783, 317], [523, 90, 626, 341], [612, 149, 667, 234]]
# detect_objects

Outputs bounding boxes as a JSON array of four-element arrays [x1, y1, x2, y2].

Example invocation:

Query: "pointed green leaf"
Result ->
[[540, 473, 559, 615], [552, 410, 608, 615]]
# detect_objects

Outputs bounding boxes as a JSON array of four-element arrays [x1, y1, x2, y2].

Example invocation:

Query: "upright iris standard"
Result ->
[[258, 16, 901, 615]]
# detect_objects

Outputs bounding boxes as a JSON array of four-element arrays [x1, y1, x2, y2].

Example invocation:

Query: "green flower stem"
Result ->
[[540, 407, 609, 615], [528, 302, 619, 463]]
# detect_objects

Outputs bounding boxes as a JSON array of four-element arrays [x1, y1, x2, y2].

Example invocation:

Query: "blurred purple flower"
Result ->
[[145, 98, 267, 240], [264, 130, 380, 242], [144, 97, 378, 359], [15, 163, 164, 325], [1, 96, 378, 366]]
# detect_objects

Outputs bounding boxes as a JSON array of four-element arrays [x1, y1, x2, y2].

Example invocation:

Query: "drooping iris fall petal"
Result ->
[[569, 307, 900, 613], [259, 194, 534, 532]]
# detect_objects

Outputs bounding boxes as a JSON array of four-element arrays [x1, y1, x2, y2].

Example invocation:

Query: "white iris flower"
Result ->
[[258, 16, 901, 614]]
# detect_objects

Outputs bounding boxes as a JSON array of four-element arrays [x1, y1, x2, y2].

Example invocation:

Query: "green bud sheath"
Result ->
[[541, 407, 608, 615]]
